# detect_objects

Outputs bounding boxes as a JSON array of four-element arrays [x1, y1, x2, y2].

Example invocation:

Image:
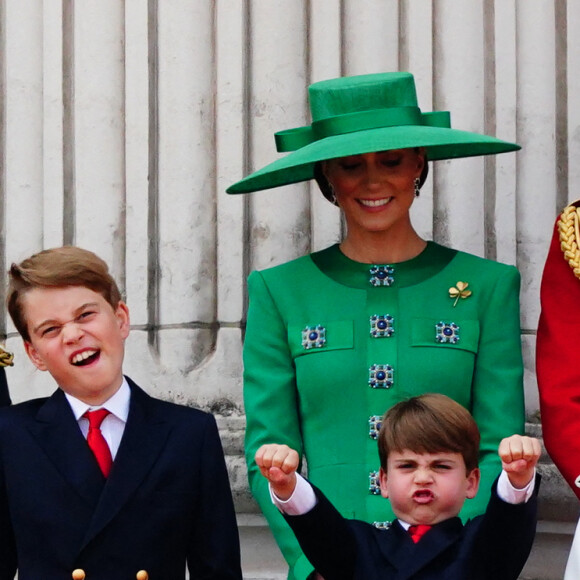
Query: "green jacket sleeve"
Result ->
[[461, 265, 525, 520], [243, 271, 314, 579]]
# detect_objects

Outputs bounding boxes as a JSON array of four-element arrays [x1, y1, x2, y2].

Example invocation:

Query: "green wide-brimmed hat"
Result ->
[[227, 72, 520, 194]]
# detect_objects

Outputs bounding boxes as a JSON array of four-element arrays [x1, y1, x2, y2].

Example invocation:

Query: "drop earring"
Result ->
[[414, 177, 420, 197]]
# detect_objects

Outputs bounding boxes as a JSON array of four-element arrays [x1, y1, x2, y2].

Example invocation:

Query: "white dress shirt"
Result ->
[[65, 378, 131, 460]]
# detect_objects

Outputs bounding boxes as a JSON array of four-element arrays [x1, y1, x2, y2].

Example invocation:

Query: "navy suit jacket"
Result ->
[[0, 377, 241, 580], [284, 477, 539, 580], [0, 368, 11, 407]]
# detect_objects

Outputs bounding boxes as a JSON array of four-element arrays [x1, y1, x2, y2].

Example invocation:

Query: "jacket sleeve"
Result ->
[[187, 414, 242, 579], [243, 270, 315, 579], [473, 474, 539, 580], [463, 264, 525, 520], [537, 216, 580, 498], [283, 485, 357, 580]]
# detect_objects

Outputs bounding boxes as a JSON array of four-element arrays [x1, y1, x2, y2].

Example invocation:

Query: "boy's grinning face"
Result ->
[[379, 449, 480, 525], [22, 286, 130, 405]]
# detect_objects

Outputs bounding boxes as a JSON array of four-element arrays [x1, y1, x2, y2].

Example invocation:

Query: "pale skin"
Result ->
[[322, 148, 426, 264], [378, 450, 481, 525], [498, 434, 542, 489], [22, 286, 130, 406]]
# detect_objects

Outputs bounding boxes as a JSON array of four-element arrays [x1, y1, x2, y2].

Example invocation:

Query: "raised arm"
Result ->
[[256, 444, 356, 580]]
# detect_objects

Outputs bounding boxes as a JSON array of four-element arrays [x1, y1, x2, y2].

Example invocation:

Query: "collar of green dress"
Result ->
[[310, 242, 457, 289]]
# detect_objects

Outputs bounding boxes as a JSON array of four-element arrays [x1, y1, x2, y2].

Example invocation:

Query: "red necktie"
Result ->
[[408, 524, 432, 543], [83, 409, 113, 477]]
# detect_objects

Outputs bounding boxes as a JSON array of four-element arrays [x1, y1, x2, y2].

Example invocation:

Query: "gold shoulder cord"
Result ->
[[558, 202, 580, 281], [0, 346, 13, 368]]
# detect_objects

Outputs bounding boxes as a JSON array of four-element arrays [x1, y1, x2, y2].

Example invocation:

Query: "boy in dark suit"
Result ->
[[0, 246, 242, 580], [256, 394, 540, 580]]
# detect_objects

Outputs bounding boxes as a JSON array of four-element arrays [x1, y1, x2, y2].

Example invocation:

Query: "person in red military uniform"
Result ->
[[537, 200, 580, 579]]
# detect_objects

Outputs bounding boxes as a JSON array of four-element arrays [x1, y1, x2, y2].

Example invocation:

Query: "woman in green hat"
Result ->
[[228, 72, 524, 580]]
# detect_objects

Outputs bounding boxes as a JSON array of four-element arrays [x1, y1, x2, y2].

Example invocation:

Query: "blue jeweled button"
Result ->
[[369, 471, 381, 495], [369, 265, 395, 287], [369, 364, 394, 389], [435, 321, 460, 344], [369, 415, 382, 439], [370, 314, 394, 338], [301, 325, 326, 349]]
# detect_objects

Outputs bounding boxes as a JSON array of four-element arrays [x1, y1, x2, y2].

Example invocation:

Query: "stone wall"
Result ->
[[2, 2, 580, 576]]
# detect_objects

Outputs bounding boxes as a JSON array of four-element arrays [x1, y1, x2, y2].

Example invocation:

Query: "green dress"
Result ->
[[243, 242, 524, 580]]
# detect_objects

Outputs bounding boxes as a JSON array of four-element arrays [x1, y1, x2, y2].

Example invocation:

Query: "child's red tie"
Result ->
[[84, 409, 113, 477], [408, 524, 432, 543]]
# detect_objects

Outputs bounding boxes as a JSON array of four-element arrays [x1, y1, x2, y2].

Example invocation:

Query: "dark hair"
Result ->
[[377, 393, 480, 473], [7, 246, 122, 342], [314, 148, 430, 205]]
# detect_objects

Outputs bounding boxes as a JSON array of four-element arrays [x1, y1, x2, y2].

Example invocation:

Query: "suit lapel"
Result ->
[[375, 521, 415, 576], [384, 518, 463, 579], [28, 389, 105, 507], [80, 380, 172, 548]]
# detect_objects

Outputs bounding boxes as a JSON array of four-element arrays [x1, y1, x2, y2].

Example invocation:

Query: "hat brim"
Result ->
[[227, 125, 520, 194]]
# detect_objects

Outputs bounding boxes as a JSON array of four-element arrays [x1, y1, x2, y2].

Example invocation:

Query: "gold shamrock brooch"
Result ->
[[449, 281, 472, 307]]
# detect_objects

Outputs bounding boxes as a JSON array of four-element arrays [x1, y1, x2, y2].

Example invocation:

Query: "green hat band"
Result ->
[[275, 107, 452, 152]]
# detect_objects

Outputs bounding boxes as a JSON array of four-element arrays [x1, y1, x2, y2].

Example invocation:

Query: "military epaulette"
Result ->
[[558, 200, 580, 280], [0, 345, 13, 368]]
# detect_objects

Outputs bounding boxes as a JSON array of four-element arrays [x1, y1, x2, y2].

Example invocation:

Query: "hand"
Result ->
[[255, 444, 300, 500], [498, 435, 541, 489]]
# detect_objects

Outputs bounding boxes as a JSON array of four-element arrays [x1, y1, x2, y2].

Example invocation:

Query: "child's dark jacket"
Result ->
[[284, 476, 539, 580], [0, 377, 241, 580]]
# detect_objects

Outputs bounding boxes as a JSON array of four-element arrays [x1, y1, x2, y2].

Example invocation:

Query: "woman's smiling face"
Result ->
[[322, 148, 425, 239]]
